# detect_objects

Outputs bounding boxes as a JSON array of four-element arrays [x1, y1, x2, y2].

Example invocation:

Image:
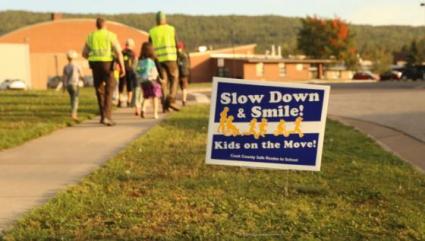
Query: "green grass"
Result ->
[[188, 82, 212, 89], [0, 88, 98, 150], [2, 105, 425, 240]]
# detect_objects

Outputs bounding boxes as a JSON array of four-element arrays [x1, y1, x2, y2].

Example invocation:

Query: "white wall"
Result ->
[[0, 44, 31, 88]]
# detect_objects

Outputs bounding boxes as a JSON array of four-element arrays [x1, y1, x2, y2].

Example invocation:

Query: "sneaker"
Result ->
[[140, 111, 145, 119], [182, 101, 186, 107], [71, 114, 78, 121], [154, 113, 159, 119], [102, 118, 116, 126], [169, 103, 180, 112]]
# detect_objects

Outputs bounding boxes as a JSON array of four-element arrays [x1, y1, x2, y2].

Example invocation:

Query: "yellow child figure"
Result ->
[[293, 116, 304, 138], [245, 118, 259, 139], [258, 118, 268, 138], [218, 107, 230, 134], [274, 119, 289, 137], [225, 116, 240, 137]]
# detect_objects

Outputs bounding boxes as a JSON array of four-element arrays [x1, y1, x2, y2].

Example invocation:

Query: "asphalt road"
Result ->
[[327, 81, 425, 142]]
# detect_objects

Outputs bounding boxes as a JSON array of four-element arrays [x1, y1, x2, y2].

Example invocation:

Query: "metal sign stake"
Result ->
[[284, 169, 289, 197]]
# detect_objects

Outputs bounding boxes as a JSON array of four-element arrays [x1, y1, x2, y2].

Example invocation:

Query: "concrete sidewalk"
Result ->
[[0, 108, 164, 230]]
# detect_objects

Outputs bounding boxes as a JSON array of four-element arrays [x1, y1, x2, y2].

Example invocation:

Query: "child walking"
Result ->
[[177, 41, 191, 106], [136, 42, 162, 119], [62, 50, 83, 121]]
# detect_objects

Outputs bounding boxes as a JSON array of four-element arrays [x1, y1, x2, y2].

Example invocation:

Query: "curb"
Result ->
[[188, 92, 210, 104], [330, 115, 425, 172]]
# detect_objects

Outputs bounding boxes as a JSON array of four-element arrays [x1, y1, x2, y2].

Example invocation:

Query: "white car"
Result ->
[[0, 79, 27, 90]]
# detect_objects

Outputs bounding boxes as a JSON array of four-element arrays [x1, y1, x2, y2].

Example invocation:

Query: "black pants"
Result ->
[[118, 69, 136, 93], [89, 61, 116, 120]]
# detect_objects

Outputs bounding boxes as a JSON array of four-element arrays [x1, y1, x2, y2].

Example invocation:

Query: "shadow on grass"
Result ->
[[0, 92, 43, 98]]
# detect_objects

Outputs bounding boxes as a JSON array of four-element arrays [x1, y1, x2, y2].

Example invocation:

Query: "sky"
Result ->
[[1, 0, 425, 26]]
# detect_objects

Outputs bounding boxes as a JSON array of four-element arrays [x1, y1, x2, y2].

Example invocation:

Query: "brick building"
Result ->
[[0, 14, 149, 89], [208, 54, 341, 82], [189, 44, 257, 82]]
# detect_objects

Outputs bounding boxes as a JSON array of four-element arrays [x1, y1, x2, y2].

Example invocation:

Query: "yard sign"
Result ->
[[206, 77, 330, 171]]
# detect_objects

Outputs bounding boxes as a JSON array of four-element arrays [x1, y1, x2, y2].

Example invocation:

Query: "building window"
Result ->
[[217, 58, 225, 67], [256, 63, 264, 77], [296, 64, 304, 71], [278, 63, 286, 77]]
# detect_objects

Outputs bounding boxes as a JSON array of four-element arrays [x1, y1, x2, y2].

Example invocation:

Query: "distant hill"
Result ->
[[0, 10, 424, 61]]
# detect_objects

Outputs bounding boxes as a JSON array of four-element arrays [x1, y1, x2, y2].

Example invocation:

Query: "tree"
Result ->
[[1, 10, 424, 58], [297, 16, 357, 67], [397, 39, 425, 67], [407, 40, 418, 66], [371, 47, 393, 74], [417, 38, 425, 65]]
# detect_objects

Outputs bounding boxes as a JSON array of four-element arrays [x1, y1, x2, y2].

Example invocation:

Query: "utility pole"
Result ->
[[230, 29, 236, 78], [420, 3, 425, 78]]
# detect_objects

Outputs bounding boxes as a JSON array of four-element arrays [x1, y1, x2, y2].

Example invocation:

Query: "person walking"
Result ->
[[62, 50, 83, 121], [82, 17, 125, 126], [149, 11, 179, 112], [177, 41, 191, 106], [118, 38, 137, 107], [136, 42, 162, 119]]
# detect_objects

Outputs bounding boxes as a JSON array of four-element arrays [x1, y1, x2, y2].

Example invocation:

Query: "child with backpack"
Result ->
[[136, 42, 162, 119]]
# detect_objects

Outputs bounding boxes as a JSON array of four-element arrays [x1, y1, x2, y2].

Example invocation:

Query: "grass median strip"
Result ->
[[188, 82, 212, 90], [2, 105, 425, 240], [0, 88, 98, 150]]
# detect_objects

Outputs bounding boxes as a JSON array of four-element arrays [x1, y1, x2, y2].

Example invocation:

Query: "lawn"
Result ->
[[188, 82, 212, 90], [2, 105, 425, 240], [0, 88, 98, 150]]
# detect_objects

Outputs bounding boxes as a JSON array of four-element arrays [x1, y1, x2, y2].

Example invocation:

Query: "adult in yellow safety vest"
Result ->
[[149, 11, 180, 112], [82, 17, 125, 126]]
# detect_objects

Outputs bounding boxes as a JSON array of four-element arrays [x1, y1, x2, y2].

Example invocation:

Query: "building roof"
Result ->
[[189, 44, 257, 57], [210, 53, 335, 64], [0, 18, 149, 54]]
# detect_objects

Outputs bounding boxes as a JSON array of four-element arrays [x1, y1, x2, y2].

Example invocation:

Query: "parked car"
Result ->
[[353, 71, 380, 81], [47, 76, 62, 89], [48, 75, 92, 89], [401, 65, 425, 81], [82, 76, 93, 87], [380, 70, 402, 81], [0, 79, 27, 90]]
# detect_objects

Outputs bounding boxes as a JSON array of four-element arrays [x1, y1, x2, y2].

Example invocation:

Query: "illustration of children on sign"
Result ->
[[273, 117, 304, 138], [243, 118, 268, 139], [225, 116, 240, 136], [217, 107, 240, 136], [218, 107, 230, 133], [245, 118, 259, 139], [293, 116, 304, 137], [258, 118, 268, 138], [217, 106, 303, 138], [274, 119, 290, 137]]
